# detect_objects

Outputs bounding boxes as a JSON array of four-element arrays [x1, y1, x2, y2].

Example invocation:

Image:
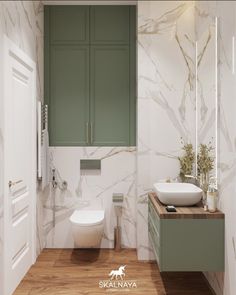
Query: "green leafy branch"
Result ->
[[197, 142, 214, 175], [178, 139, 215, 183], [178, 139, 195, 182]]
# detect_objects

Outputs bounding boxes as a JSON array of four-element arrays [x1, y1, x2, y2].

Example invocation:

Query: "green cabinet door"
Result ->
[[45, 5, 136, 147], [90, 6, 130, 44], [50, 6, 89, 44], [49, 46, 89, 146], [148, 199, 225, 272], [90, 46, 130, 146]]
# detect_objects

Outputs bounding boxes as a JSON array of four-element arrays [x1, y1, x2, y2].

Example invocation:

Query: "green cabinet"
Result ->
[[90, 46, 130, 145], [50, 46, 89, 145], [45, 6, 136, 146], [50, 6, 89, 44], [90, 6, 130, 44], [148, 199, 225, 272]]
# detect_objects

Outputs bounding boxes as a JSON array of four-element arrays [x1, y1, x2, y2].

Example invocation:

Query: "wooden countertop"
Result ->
[[149, 192, 225, 219]]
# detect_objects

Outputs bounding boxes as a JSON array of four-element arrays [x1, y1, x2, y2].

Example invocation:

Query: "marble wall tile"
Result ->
[[43, 147, 137, 249], [196, 18, 217, 177], [137, 1, 196, 260], [195, 1, 236, 295]]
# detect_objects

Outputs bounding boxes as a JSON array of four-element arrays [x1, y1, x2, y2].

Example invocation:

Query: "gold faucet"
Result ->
[[185, 174, 209, 205], [184, 174, 200, 186]]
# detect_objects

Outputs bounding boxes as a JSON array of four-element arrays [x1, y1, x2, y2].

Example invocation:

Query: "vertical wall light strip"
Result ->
[[232, 36, 235, 75], [215, 17, 218, 187], [195, 41, 198, 177]]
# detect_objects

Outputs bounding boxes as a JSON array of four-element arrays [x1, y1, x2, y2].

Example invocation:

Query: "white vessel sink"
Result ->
[[153, 183, 203, 206]]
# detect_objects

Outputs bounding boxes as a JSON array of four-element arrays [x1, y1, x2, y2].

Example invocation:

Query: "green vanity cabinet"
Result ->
[[44, 5, 136, 146], [148, 194, 225, 272]]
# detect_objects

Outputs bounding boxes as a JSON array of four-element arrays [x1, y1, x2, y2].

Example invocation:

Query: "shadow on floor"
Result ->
[[150, 264, 214, 295], [70, 249, 101, 265]]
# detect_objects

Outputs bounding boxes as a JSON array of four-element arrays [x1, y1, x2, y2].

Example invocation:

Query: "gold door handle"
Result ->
[[8, 180, 23, 188]]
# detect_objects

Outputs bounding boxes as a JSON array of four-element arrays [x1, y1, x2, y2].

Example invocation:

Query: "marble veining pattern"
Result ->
[[196, 19, 217, 178], [196, 1, 236, 295], [43, 147, 137, 249], [137, 1, 196, 260]]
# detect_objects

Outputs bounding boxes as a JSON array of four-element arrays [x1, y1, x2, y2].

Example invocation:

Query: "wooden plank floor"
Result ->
[[14, 249, 214, 295]]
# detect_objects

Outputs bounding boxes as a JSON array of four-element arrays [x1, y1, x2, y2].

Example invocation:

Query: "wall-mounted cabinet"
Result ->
[[45, 5, 136, 146], [148, 193, 224, 272]]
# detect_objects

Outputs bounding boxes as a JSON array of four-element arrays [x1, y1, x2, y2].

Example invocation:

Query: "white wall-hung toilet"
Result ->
[[69, 210, 104, 248]]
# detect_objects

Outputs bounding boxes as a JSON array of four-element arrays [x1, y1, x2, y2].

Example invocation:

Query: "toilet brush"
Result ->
[[113, 193, 124, 251]]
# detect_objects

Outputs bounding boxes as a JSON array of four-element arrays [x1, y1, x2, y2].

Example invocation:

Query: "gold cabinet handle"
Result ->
[[8, 180, 23, 188], [90, 122, 93, 144], [86, 122, 89, 145]]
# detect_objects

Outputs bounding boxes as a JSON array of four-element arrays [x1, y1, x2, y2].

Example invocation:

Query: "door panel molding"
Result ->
[[2, 35, 36, 295]]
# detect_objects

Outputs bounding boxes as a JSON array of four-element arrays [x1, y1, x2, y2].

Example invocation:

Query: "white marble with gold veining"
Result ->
[[196, 16, 217, 178], [43, 147, 137, 249], [137, 0, 196, 260], [138, 3, 236, 294], [196, 2, 236, 295]]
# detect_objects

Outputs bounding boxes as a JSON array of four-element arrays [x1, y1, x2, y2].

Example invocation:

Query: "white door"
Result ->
[[3, 36, 36, 295]]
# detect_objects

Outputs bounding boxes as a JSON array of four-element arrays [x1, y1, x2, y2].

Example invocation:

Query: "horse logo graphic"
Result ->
[[108, 265, 126, 280]]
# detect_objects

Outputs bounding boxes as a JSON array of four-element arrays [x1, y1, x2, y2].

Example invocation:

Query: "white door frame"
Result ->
[[1, 35, 37, 295]]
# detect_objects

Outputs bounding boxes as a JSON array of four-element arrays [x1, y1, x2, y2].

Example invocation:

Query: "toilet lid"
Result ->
[[70, 210, 104, 226]]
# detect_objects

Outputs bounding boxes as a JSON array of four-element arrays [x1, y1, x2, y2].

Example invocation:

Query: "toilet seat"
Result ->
[[70, 210, 104, 227]]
